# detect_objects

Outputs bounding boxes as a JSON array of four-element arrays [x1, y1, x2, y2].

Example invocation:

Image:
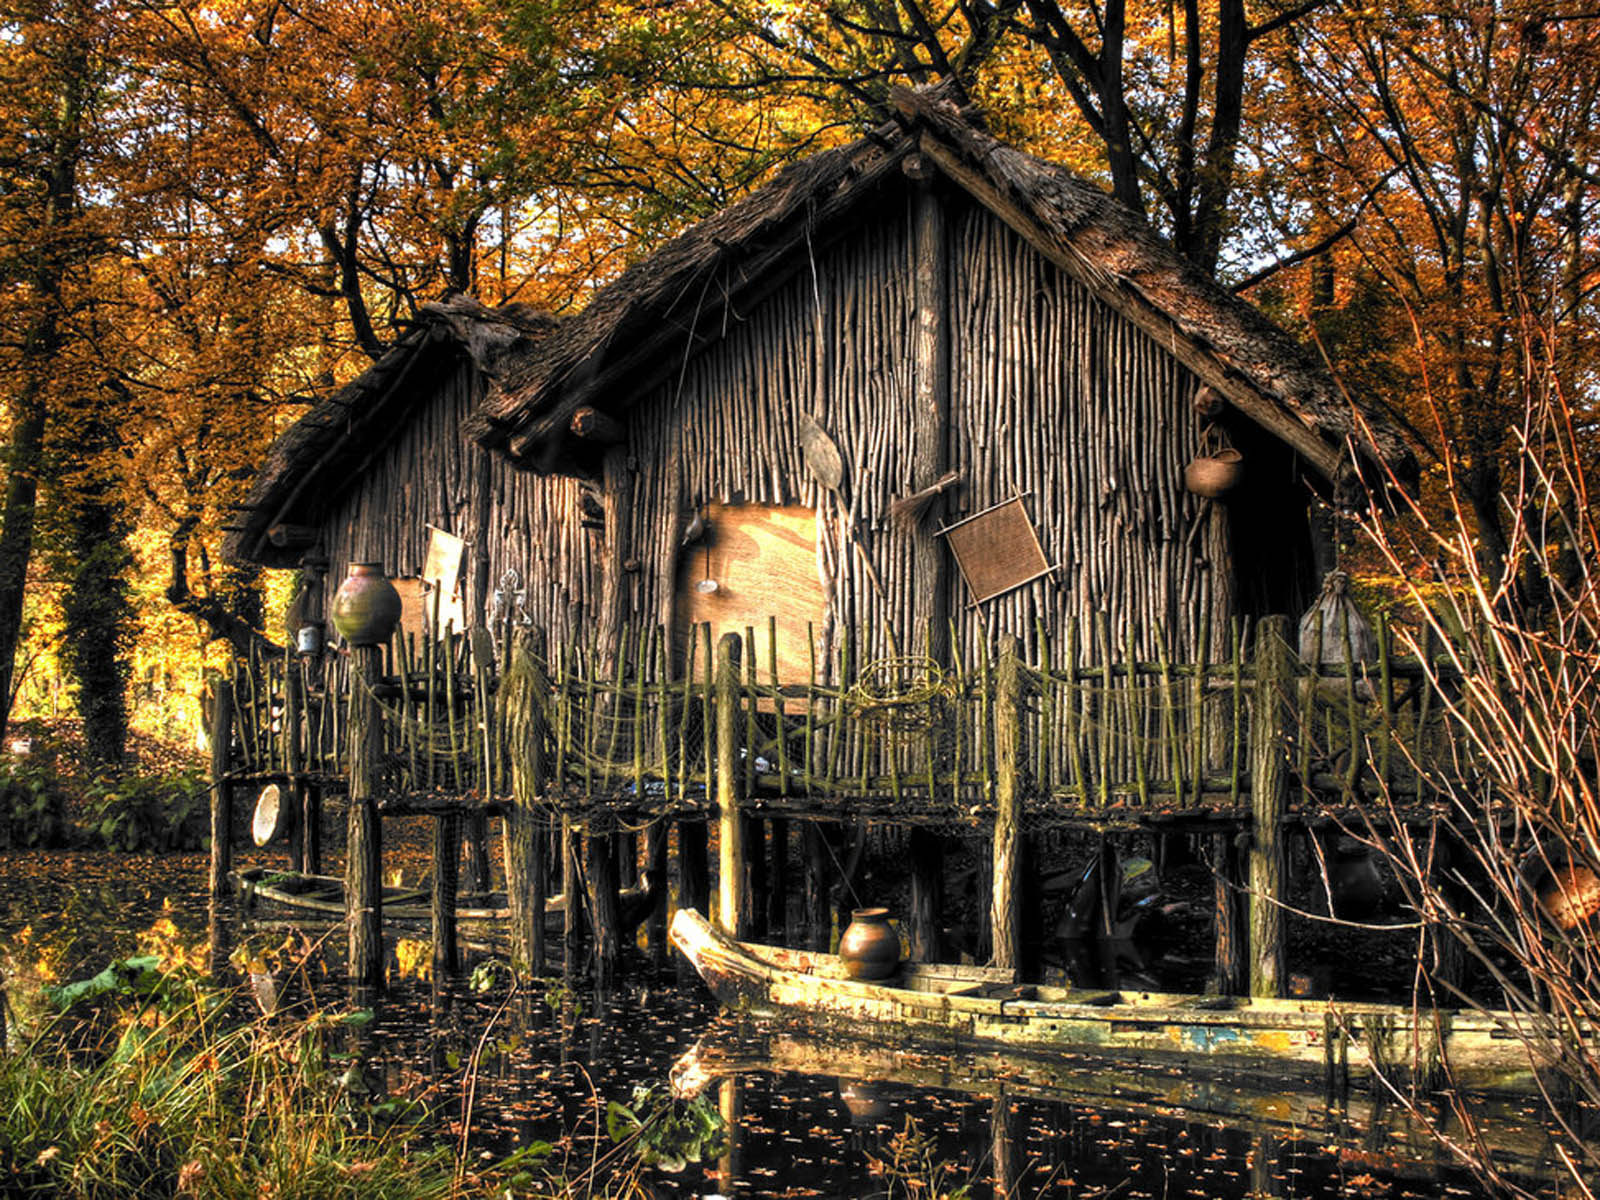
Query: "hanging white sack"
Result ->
[[1298, 570, 1379, 665]]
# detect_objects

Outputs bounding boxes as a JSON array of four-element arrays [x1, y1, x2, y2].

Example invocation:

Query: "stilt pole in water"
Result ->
[[209, 679, 233, 901], [504, 628, 549, 977], [347, 643, 384, 987], [990, 634, 1024, 974], [586, 827, 620, 988], [802, 822, 831, 951], [908, 827, 943, 961], [431, 811, 461, 976], [562, 819, 582, 984], [644, 818, 670, 963], [679, 818, 710, 918], [1249, 615, 1291, 998], [715, 632, 747, 938], [1210, 831, 1247, 994]]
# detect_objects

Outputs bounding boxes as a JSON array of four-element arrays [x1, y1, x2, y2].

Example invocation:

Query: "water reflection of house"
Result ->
[[226, 91, 1413, 677]]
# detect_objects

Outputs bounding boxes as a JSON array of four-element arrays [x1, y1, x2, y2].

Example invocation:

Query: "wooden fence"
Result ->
[[223, 613, 1474, 823]]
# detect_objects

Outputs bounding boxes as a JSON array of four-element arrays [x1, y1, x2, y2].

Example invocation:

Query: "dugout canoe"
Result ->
[[669, 907, 1540, 1090]]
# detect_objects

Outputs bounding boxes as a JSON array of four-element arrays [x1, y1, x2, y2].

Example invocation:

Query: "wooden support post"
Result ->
[[746, 816, 767, 939], [616, 830, 639, 890], [715, 632, 747, 938], [908, 828, 943, 961], [347, 644, 384, 987], [503, 629, 549, 978], [1210, 831, 1247, 994], [466, 811, 491, 894], [768, 817, 790, 943], [586, 826, 620, 989], [908, 172, 953, 967], [208, 679, 234, 901], [1249, 614, 1291, 998], [1425, 823, 1466, 996], [680, 818, 710, 916], [644, 818, 670, 963], [284, 654, 305, 869], [562, 818, 582, 983], [431, 812, 461, 977], [802, 821, 831, 951], [990, 634, 1024, 975], [301, 785, 323, 875]]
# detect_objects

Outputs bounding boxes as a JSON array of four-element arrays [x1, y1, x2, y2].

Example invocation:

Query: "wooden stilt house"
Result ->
[[221, 92, 1438, 990], [230, 91, 1413, 677]]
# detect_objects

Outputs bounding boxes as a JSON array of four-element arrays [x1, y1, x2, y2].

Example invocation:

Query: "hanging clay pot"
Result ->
[[330, 562, 402, 646], [1183, 448, 1244, 499], [838, 907, 901, 980]]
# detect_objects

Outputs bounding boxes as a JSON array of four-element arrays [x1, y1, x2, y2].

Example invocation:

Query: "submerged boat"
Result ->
[[232, 866, 656, 930], [669, 907, 1539, 1090]]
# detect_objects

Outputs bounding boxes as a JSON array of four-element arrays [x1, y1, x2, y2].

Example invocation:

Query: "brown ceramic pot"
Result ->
[[839, 907, 900, 980], [330, 562, 402, 646]]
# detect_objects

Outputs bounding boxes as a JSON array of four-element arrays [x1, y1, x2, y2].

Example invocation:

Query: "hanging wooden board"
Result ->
[[423, 525, 465, 591], [676, 503, 826, 683], [939, 496, 1056, 604]]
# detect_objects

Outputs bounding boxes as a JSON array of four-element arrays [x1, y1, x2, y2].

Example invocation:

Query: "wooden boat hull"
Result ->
[[669, 907, 1536, 1090], [670, 1025, 1568, 1181]]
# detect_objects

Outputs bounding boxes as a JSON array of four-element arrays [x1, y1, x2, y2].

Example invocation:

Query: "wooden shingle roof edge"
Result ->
[[224, 295, 555, 569], [469, 88, 1417, 494], [894, 90, 1418, 493]]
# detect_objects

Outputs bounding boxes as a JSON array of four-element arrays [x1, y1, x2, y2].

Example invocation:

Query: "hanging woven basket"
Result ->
[[1184, 423, 1243, 498], [1184, 448, 1244, 498]]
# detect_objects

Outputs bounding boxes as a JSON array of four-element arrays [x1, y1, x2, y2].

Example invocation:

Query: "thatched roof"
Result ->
[[468, 90, 1416, 491], [224, 296, 553, 568]]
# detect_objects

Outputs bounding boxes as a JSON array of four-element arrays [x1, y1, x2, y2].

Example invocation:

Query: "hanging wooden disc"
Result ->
[[252, 783, 286, 846]]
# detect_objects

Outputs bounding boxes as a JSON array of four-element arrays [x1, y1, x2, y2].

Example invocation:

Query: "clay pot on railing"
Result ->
[[839, 908, 901, 980], [330, 562, 402, 646], [1184, 448, 1244, 499]]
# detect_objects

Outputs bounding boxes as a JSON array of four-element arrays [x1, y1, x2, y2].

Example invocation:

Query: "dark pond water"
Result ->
[[0, 845, 1582, 1198]]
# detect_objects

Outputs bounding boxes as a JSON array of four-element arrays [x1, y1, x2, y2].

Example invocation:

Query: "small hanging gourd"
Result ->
[[1184, 423, 1243, 499]]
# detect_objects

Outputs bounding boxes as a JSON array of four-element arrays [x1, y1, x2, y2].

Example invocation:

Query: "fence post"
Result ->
[[990, 634, 1024, 974], [209, 679, 234, 901], [715, 632, 747, 938], [504, 628, 549, 978], [1249, 614, 1291, 998], [347, 643, 384, 987]]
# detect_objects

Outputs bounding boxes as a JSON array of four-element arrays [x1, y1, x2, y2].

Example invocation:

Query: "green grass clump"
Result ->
[[0, 957, 477, 1198]]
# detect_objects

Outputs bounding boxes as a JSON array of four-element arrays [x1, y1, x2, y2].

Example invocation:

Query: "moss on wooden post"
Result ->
[[715, 632, 746, 938], [1249, 615, 1291, 998], [503, 628, 549, 978], [209, 679, 233, 901], [347, 644, 384, 987], [990, 634, 1024, 974]]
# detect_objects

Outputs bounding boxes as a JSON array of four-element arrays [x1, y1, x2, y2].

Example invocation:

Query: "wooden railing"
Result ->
[[223, 613, 1478, 821]]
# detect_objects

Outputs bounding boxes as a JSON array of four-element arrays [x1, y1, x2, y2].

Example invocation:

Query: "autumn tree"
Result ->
[[1262, 0, 1600, 609], [0, 0, 109, 741]]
